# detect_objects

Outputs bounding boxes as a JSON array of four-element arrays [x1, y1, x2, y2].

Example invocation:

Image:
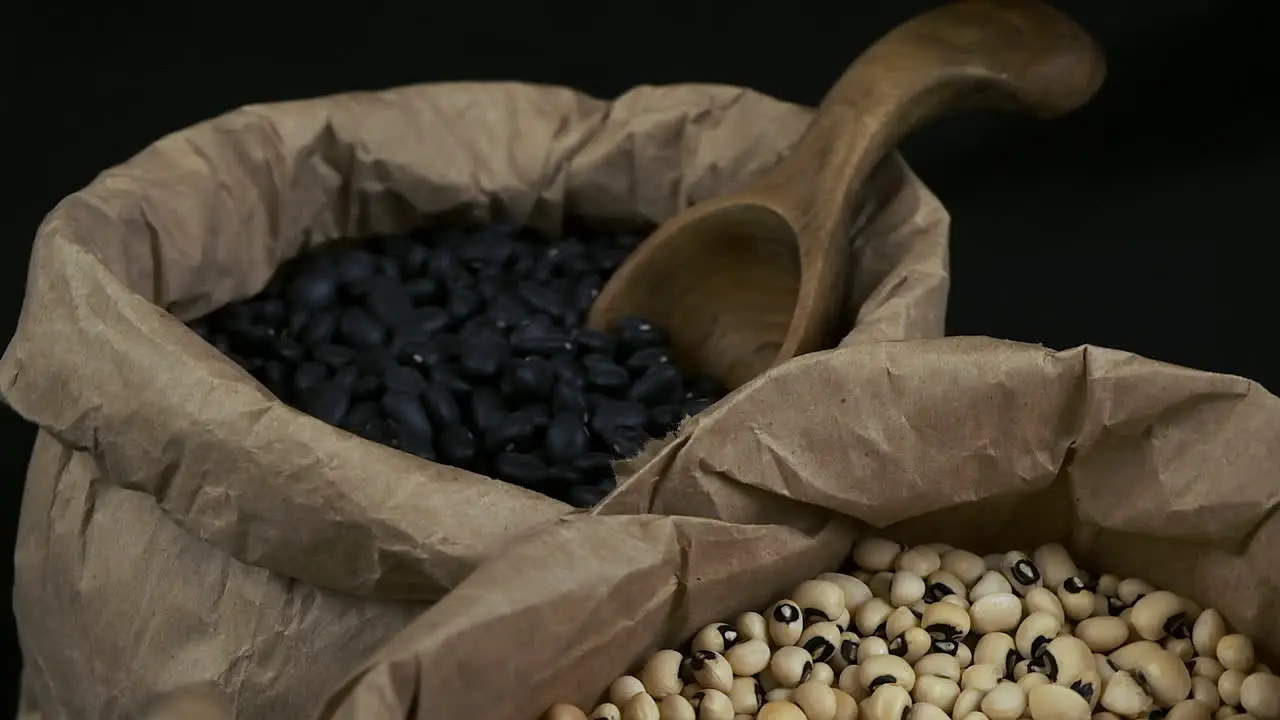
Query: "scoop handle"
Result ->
[[750, 0, 1106, 252]]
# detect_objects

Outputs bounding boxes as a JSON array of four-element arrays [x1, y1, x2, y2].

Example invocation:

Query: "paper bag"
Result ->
[[0, 82, 950, 719], [319, 337, 1280, 720]]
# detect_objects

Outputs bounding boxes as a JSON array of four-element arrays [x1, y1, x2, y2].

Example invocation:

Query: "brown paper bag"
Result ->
[[0, 82, 950, 719], [318, 337, 1280, 720]]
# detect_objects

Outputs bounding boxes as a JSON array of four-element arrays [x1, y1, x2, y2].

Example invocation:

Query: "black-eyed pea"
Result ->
[[736, 612, 767, 643], [1115, 579, 1155, 606], [954, 687, 989, 718], [859, 654, 917, 693], [622, 692, 660, 720], [1217, 669, 1246, 707], [1025, 588, 1067, 624], [889, 626, 933, 664], [689, 651, 733, 693], [1191, 657, 1226, 682], [591, 703, 623, 720], [1076, 617, 1131, 653], [1019, 673, 1053, 693], [1165, 637, 1195, 663], [1095, 655, 1118, 685], [1001, 552, 1044, 596], [891, 571, 927, 608], [1015, 660, 1033, 681], [681, 685, 702, 702], [1130, 591, 1191, 642], [913, 674, 962, 712], [793, 681, 838, 720], [768, 602, 805, 647], [757, 700, 808, 720], [772, 646, 816, 688], [658, 694, 696, 720], [964, 664, 1008, 692], [975, 632, 1019, 673], [973, 572, 1016, 602], [765, 689, 793, 704], [923, 601, 973, 643], [916, 653, 963, 682], [859, 636, 891, 665], [1190, 676, 1221, 711], [759, 668, 782, 692], [1031, 636, 1094, 686], [611, 677, 649, 707], [963, 714, 994, 720], [1165, 699, 1213, 720], [837, 665, 862, 698], [1240, 671, 1280, 719], [943, 549, 989, 589], [859, 684, 912, 720], [854, 571, 875, 585], [852, 538, 903, 573], [907, 701, 952, 720], [1093, 713, 1123, 720], [1032, 544, 1080, 590], [1214, 707, 1240, 720], [1027, 684, 1092, 720], [1108, 642, 1192, 708], [724, 639, 771, 677], [1057, 577, 1097, 623], [728, 677, 764, 716], [1216, 635, 1256, 673], [926, 570, 967, 602], [545, 704, 589, 720], [911, 599, 929, 620], [869, 573, 894, 602], [972, 593, 1025, 635], [983, 680, 1029, 720], [835, 609, 852, 633], [1093, 595, 1113, 621], [1094, 576, 1120, 598], [818, 573, 874, 615], [944, 594, 973, 611], [640, 651, 687, 699], [692, 624, 741, 654], [689, 689, 735, 720], [795, 580, 848, 624], [855, 599, 894, 639], [958, 643, 975, 669], [886, 607, 919, 640], [897, 546, 942, 576], [1192, 610, 1227, 659], [831, 689, 858, 720], [1017, 612, 1064, 659], [800, 622, 843, 664], [1099, 670, 1154, 716], [830, 632, 861, 671], [811, 662, 836, 687]]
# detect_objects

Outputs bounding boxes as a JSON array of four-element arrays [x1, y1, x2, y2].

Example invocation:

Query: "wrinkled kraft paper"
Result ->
[[320, 337, 1280, 720], [0, 82, 950, 720]]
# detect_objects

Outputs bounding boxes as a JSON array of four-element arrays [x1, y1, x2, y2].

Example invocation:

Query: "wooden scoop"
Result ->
[[587, 0, 1105, 390]]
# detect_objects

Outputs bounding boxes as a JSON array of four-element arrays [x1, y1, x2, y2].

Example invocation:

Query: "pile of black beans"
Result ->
[[188, 223, 726, 508]]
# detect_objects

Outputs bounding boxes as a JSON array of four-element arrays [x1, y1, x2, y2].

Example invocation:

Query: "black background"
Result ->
[[5, 0, 1277, 713]]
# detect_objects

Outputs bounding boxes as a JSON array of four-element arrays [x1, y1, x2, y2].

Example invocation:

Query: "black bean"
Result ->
[[298, 380, 351, 425], [501, 357, 555, 399], [365, 283, 415, 326], [437, 427, 477, 467], [381, 392, 433, 434], [469, 387, 507, 433], [293, 362, 329, 393], [457, 331, 509, 378], [493, 453, 549, 488], [190, 222, 730, 507], [422, 384, 462, 427], [545, 412, 591, 465], [684, 398, 715, 417], [628, 364, 684, 406], [384, 365, 427, 394], [585, 361, 630, 394], [338, 308, 386, 349]]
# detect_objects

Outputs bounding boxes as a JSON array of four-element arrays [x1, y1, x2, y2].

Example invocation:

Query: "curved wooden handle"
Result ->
[[753, 0, 1106, 247]]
